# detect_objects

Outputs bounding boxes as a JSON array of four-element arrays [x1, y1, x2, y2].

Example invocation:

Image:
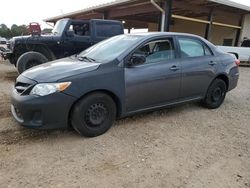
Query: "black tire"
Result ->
[[16, 51, 48, 74], [202, 79, 227, 109], [71, 93, 116, 137]]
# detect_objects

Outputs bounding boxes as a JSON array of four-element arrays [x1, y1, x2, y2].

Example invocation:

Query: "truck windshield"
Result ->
[[79, 35, 143, 63], [52, 19, 68, 36]]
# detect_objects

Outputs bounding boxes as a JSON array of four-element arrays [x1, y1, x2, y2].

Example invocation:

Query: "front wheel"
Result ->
[[202, 79, 227, 109], [71, 93, 116, 137]]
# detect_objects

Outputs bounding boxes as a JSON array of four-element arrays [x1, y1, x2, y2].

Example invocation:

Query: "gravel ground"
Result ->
[[0, 60, 249, 188]]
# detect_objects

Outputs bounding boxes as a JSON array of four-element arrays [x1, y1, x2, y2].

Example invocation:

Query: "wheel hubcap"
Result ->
[[85, 103, 107, 127], [212, 87, 223, 102]]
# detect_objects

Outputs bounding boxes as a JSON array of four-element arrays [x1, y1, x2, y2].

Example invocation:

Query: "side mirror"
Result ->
[[128, 55, 146, 67], [66, 30, 74, 37]]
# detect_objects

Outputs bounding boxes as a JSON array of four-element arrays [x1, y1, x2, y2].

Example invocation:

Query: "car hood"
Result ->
[[22, 56, 101, 83], [12, 34, 59, 43]]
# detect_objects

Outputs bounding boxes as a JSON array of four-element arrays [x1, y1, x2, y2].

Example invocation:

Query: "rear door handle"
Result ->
[[170, 65, 180, 71], [209, 61, 217, 66]]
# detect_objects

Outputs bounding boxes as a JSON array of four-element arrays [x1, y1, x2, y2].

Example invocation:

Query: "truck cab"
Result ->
[[1, 18, 124, 73], [54, 18, 124, 58]]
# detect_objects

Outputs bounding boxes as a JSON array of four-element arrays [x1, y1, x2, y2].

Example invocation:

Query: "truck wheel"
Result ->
[[16, 51, 48, 74], [71, 93, 116, 137], [202, 79, 227, 109]]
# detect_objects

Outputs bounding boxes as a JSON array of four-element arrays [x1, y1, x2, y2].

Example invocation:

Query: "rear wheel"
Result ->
[[71, 93, 116, 137], [202, 79, 227, 109], [16, 51, 48, 74]]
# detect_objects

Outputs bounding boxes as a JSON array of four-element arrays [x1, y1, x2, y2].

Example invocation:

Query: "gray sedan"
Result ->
[[11, 32, 239, 137]]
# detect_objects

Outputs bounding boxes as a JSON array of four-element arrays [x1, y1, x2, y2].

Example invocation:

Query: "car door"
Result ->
[[125, 37, 181, 112], [63, 21, 92, 57], [177, 36, 219, 99]]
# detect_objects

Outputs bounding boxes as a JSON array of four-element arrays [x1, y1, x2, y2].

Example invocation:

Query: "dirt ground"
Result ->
[[0, 60, 249, 188]]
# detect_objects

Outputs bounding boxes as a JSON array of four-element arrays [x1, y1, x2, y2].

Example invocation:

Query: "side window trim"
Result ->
[[123, 36, 177, 68], [131, 37, 177, 67], [67, 21, 91, 38]]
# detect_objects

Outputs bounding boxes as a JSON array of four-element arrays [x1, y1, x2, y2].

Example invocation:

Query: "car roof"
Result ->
[[119, 32, 220, 57], [126, 32, 217, 50], [127, 32, 203, 39]]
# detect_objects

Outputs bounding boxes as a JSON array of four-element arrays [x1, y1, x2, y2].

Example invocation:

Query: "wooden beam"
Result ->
[[172, 14, 210, 24], [212, 22, 242, 29], [172, 14, 241, 30]]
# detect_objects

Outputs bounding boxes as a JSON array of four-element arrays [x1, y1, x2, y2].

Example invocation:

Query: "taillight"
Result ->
[[235, 59, 240, 66]]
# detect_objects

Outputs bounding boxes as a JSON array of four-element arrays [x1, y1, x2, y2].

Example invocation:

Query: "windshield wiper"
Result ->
[[78, 56, 96, 63]]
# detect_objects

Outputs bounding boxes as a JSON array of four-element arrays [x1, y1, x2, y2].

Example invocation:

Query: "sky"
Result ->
[[0, 0, 250, 29]]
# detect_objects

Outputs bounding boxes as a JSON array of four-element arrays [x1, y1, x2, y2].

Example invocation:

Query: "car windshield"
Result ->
[[52, 19, 68, 36], [79, 35, 143, 63]]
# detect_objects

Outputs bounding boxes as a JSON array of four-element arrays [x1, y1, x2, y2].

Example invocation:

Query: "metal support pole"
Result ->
[[150, 0, 166, 32], [158, 14, 162, 31], [128, 27, 131, 34], [103, 11, 109, 19], [205, 9, 213, 40], [234, 15, 244, 46], [163, 0, 173, 32]]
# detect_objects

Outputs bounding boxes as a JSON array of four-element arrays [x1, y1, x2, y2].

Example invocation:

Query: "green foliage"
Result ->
[[42, 28, 52, 34], [0, 24, 29, 39]]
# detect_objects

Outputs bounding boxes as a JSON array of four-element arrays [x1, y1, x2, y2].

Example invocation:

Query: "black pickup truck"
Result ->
[[1, 19, 124, 73]]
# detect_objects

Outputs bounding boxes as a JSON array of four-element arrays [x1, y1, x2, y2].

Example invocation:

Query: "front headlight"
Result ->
[[30, 82, 71, 96]]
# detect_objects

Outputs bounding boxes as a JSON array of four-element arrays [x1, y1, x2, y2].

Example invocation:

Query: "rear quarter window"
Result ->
[[95, 22, 123, 37]]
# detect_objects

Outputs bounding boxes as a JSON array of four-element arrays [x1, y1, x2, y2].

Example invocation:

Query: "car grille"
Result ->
[[15, 82, 33, 95]]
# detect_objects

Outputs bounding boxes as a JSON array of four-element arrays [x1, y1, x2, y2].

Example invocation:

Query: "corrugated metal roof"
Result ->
[[209, 0, 250, 11], [44, 0, 250, 22], [44, 0, 133, 22]]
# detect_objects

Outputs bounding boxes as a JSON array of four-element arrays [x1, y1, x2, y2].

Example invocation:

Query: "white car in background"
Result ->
[[0, 37, 8, 53], [0, 37, 7, 44], [217, 39, 250, 65]]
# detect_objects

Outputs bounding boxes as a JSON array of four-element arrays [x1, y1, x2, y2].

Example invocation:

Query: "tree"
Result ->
[[18, 25, 28, 35], [0, 24, 11, 38], [11, 24, 19, 36], [0, 24, 8, 30], [0, 24, 29, 38]]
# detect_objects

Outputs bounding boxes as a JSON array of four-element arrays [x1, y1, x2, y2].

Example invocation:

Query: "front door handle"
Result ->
[[170, 65, 180, 71], [209, 61, 217, 66]]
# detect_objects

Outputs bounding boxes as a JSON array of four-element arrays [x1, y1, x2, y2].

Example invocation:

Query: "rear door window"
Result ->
[[178, 37, 212, 58]]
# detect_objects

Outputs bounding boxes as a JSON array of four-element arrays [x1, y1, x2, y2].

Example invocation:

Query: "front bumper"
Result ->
[[228, 67, 240, 91], [11, 89, 76, 129], [0, 50, 12, 60]]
